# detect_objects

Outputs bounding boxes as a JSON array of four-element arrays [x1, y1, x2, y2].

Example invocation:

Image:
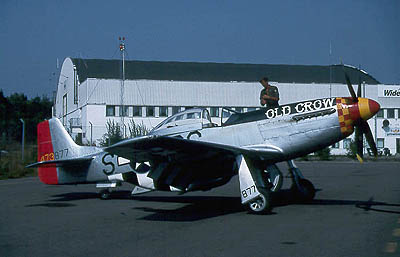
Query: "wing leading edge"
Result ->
[[105, 135, 284, 162]]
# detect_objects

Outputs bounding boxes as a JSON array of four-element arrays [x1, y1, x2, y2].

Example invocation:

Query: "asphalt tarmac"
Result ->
[[1, 161, 400, 257]]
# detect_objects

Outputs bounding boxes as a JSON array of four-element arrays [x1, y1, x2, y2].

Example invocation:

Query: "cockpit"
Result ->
[[149, 108, 214, 135]]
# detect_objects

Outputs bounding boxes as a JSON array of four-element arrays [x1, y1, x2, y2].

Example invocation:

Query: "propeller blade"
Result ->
[[359, 120, 378, 157], [355, 125, 364, 162], [344, 72, 358, 102], [357, 77, 362, 98]]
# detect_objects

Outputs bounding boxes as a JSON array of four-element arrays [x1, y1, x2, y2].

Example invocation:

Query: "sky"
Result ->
[[1, 0, 399, 98]]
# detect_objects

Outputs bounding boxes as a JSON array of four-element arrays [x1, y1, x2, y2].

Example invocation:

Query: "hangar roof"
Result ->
[[70, 58, 380, 84]]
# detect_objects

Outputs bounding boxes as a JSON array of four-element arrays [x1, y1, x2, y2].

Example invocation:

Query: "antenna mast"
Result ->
[[119, 37, 126, 134], [329, 41, 332, 98]]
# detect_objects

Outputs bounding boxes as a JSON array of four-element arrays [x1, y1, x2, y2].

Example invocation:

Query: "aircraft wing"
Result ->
[[26, 156, 94, 168], [105, 135, 284, 163]]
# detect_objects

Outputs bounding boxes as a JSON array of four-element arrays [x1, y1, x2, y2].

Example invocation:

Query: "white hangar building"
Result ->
[[54, 57, 400, 155]]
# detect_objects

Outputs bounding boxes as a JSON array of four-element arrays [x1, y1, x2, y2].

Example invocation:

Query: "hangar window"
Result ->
[[159, 106, 168, 117], [132, 106, 142, 117], [73, 66, 78, 104], [235, 107, 244, 113], [210, 107, 219, 117], [331, 142, 339, 148], [222, 108, 232, 118], [343, 139, 351, 149], [172, 106, 181, 115], [119, 106, 129, 117], [377, 138, 384, 148], [106, 105, 115, 116], [377, 109, 383, 118], [63, 94, 67, 125], [146, 106, 155, 117], [387, 108, 395, 119]]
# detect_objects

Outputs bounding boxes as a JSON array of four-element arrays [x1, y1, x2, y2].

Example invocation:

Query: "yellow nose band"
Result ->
[[358, 98, 373, 120]]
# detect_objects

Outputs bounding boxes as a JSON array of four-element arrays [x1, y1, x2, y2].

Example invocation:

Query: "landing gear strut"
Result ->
[[237, 155, 273, 214], [264, 164, 283, 192], [287, 160, 316, 202]]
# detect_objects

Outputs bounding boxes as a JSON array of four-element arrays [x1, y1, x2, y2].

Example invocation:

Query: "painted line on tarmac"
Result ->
[[384, 242, 397, 254], [383, 218, 400, 254], [393, 228, 400, 237]]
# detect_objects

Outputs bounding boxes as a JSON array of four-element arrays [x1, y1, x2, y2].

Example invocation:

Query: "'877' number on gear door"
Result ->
[[242, 185, 257, 199]]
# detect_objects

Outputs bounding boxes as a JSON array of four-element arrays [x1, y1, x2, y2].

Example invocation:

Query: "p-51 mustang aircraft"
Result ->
[[28, 74, 380, 213]]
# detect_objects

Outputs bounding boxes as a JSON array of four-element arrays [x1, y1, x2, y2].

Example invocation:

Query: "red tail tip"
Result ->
[[37, 120, 58, 185]]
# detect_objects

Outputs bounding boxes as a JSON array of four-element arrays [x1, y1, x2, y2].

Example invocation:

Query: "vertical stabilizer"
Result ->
[[37, 118, 80, 184], [47, 118, 79, 156]]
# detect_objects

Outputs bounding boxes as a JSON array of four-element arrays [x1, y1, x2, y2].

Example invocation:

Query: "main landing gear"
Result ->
[[237, 155, 274, 214], [99, 188, 111, 200], [96, 182, 121, 200], [287, 160, 316, 202], [238, 157, 317, 214], [244, 160, 316, 213], [248, 192, 273, 213], [246, 164, 282, 213]]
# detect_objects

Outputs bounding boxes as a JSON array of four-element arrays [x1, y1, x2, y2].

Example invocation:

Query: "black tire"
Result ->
[[100, 189, 111, 200], [248, 193, 273, 214], [291, 179, 316, 202]]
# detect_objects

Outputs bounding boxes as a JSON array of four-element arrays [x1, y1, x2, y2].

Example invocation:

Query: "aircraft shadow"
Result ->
[[274, 189, 400, 215], [24, 191, 133, 209], [43, 191, 250, 220], [130, 193, 400, 221], [25, 202, 76, 208], [31, 190, 400, 219], [131, 195, 249, 222], [49, 191, 133, 201], [310, 198, 400, 214]]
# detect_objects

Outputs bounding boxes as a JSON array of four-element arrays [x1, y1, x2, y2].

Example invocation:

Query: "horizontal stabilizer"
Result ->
[[26, 156, 94, 168]]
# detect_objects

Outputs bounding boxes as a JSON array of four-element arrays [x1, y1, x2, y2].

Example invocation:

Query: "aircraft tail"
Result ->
[[36, 118, 80, 184]]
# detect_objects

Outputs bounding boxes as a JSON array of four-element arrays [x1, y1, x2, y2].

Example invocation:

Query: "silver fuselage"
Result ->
[[51, 98, 345, 186]]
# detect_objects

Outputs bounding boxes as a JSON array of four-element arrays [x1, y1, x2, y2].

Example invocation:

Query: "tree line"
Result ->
[[0, 90, 52, 145]]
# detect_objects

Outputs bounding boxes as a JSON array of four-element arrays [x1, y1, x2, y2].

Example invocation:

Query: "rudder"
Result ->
[[37, 118, 79, 184]]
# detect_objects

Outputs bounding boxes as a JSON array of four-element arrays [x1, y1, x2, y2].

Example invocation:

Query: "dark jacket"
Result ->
[[260, 85, 279, 107]]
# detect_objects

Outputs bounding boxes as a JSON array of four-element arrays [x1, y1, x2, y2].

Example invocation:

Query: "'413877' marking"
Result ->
[[40, 148, 68, 162]]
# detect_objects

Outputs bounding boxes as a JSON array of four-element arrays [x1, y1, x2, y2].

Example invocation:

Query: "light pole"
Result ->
[[329, 41, 332, 98], [119, 37, 126, 127], [19, 118, 25, 162]]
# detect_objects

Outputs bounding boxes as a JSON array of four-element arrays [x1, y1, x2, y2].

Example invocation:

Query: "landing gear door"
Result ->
[[236, 155, 261, 204]]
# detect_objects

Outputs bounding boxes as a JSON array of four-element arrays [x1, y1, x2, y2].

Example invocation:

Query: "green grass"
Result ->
[[0, 142, 37, 180]]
